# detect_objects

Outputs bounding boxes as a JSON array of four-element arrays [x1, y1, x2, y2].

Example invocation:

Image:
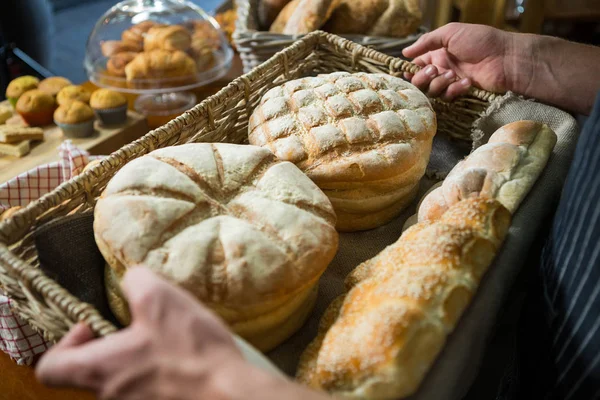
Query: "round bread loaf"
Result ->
[[248, 72, 437, 231], [94, 143, 339, 351]]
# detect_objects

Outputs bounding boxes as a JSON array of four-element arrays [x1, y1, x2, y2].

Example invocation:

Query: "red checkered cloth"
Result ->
[[0, 140, 105, 364]]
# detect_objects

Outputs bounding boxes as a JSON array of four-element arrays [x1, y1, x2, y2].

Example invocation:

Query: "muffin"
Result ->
[[39, 77, 72, 97], [15, 89, 56, 126], [56, 85, 92, 106], [6, 76, 40, 107], [54, 100, 96, 138], [90, 89, 127, 125]]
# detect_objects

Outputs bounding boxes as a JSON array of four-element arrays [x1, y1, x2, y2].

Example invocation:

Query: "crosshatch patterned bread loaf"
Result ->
[[94, 143, 339, 352], [248, 72, 437, 231], [416, 120, 557, 223], [296, 197, 511, 399]]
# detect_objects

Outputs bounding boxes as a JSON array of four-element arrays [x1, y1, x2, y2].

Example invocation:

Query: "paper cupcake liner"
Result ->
[[55, 119, 96, 139], [93, 104, 127, 126], [18, 109, 55, 127]]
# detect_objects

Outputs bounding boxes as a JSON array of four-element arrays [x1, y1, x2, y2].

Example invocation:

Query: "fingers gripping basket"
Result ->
[[0, 31, 497, 343], [234, 0, 428, 73]]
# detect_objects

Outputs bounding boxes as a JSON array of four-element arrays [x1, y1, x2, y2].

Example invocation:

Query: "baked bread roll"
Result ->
[[248, 72, 437, 231], [143, 25, 192, 52], [124, 50, 197, 88], [101, 40, 142, 57], [121, 20, 160, 47], [417, 120, 557, 223], [297, 197, 511, 399], [324, 0, 421, 38], [94, 143, 339, 352], [271, 0, 340, 34], [106, 52, 138, 77]]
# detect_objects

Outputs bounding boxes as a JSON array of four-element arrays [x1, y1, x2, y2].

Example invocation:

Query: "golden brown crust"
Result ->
[[106, 52, 138, 77], [38, 77, 72, 97], [297, 197, 511, 398], [15, 90, 55, 114], [101, 40, 143, 57], [90, 89, 127, 109], [6, 76, 39, 100], [124, 50, 197, 82], [323, 0, 388, 35], [144, 25, 192, 52], [56, 85, 92, 106], [281, 0, 340, 34], [270, 0, 300, 33], [53, 100, 95, 124], [121, 20, 160, 47]]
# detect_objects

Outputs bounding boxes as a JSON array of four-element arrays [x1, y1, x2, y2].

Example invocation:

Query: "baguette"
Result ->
[[297, 197, 511, 399], [414, 120, 556, 225], [273, 0, 340, 34], [0, 126, 44, 143]]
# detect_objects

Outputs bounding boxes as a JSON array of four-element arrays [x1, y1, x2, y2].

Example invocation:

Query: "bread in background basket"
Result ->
[[268, 0, 422, 38], [93, 143, 339, 352], [248, 72, 437, 232]]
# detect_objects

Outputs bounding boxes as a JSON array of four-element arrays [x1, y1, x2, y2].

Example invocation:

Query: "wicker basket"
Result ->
[[0, 31, 498, 343], [234, 0, 427, 73]]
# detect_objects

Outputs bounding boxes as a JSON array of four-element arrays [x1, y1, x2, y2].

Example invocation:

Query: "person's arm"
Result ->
[[402, 23, 600, 115], [511, 33, 600, 116], [36, 267, 330, 400]]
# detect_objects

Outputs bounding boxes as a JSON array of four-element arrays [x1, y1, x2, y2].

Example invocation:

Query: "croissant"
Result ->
[[143, 25, 192, 52], [121, 20, 160, 47], [106, 52, 137, 77], [101, 40, 142, 57], [124, 50, 197, 89]]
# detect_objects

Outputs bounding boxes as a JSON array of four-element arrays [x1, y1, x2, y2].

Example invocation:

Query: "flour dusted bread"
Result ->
[[297, 197, 511, 399], [248, 72, 437, 231], [94, 143, 339, 351], [323, 0, 422, 38], [270, 0, 340, 34], [417, 120, 557, 223]]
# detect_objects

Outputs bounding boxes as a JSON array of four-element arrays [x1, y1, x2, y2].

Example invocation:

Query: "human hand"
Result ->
[[35, 267, 272, 400], [402, 23, 520, 101]]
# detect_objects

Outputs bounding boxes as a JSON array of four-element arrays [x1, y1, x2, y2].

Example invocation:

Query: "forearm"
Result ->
[[507, 33, 600, 115]]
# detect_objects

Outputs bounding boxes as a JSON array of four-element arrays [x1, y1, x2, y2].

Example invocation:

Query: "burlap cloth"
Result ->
[[33, 92, 579, 399]]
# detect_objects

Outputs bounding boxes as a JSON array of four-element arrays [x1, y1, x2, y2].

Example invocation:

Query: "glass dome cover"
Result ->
[[84, 0, 233, 94]]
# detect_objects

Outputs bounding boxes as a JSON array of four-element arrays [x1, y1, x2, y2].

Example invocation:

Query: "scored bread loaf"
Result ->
[[248, 72, 437, 231], [270, 0, 340, 34], [323, 0, 422, 38], [94, 143, 339, 352], [416, 120, 557, 224], [297, 197, 511, 399]]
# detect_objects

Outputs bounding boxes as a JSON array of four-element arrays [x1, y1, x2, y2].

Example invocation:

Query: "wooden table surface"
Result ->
[[0, 112, 148, 184], [0, 54, 244, 399]]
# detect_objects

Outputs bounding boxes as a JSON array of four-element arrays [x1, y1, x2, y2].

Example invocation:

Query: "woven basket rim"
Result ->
[[0, 30, 499, 343]]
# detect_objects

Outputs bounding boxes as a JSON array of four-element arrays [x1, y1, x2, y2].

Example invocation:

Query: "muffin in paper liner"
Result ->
[[55, 119, 96, 138], [93, 104, 128, 126]]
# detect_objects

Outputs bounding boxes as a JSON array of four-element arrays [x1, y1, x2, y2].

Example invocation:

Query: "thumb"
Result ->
[[403, 24, 455, 59], [53, 323, 95, 350], [120, 266, 170, 324]]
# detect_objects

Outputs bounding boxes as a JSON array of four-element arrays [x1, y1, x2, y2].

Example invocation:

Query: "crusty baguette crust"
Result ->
[[416, 120, 557, 224], [297, 197, 511, 399]]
